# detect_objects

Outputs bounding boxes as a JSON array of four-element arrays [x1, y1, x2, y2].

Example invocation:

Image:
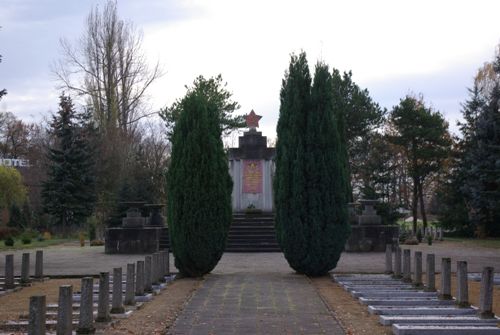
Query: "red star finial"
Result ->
[[245, 110, 262, 129]]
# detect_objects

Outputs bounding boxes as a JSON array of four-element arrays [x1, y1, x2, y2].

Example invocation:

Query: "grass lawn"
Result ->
[[0, 238, 75, 251], [445, 237, 500, 249]]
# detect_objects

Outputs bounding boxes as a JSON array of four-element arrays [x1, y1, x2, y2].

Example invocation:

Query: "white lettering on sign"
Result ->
[[0, 158, 30, 167]]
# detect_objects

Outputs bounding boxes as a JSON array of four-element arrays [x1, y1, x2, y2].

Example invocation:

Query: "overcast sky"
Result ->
[[2, 0, 500, 138]]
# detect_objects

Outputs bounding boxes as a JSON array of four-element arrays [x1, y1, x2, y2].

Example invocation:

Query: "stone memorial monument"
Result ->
[[105, 203, 165, 254], [228, 110, 275, 212], [345, 199, 399, 252]]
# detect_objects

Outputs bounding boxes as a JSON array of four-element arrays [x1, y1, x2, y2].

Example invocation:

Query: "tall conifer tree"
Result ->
[[463, 83, 500, 236], [42, 95, 96, 234], [275, 53, 349, 276], [167, 76, 233, 277]]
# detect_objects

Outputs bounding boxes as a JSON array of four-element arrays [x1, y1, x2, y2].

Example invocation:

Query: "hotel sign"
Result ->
[[0, 158, 30, 167]]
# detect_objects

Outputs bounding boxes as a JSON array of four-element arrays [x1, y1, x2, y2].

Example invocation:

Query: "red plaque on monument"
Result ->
[[242, 160, 263, 193]]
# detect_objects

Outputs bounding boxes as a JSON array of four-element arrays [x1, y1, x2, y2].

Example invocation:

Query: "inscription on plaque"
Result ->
[[242, 160, 262, 193]]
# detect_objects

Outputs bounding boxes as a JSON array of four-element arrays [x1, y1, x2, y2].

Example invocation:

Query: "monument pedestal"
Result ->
[[105, 203, 166, 254], [105, 227, 161, 254], [345, 199, 399, 252]]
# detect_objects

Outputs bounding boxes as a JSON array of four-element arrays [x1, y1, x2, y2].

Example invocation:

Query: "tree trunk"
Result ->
[[417, 179, 428, 229], [412, 176, 418, 234]]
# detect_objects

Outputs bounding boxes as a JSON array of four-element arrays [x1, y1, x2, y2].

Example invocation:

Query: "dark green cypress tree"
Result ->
[[275, 54, 349, 276], [42, 95, 96, 234], [167, 76, 233, 277], [275, 53, 311, 271]]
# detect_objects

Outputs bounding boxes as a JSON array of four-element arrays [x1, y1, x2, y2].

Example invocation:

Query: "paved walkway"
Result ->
[[168, 272, 344, 335]]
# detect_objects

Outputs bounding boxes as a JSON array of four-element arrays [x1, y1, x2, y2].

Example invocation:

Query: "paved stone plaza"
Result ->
[[3, 241, 500, 334], [169, 272, 344, 335], [2, 242, 500, 276]]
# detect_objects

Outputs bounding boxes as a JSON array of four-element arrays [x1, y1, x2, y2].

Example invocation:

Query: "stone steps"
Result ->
[[160, 214, 281, 252], [333, 273, 500, 335], [226, 213, 280, 252]]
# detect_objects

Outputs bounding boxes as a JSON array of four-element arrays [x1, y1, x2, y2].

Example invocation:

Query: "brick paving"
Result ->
[[168, 272, 344, 335]]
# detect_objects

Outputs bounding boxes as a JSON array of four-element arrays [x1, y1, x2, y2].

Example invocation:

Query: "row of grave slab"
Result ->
[[0, 249, 174, 334], [332, 244, 500, 335]]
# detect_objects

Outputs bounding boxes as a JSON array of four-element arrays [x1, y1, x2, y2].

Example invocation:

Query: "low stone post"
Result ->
[[110, 268, 124, 314], [425, 254, 436, 292], [144, 256, 152, 293], [96, 272, 111, 322], [151, 253, 159, 285], [28, 295, 46, 335], [158, 251, 165, 283], [402, 249, 411, 283], [439, 258, 452, 300], [77, 277, 94, 334], [385, 244, 393, 274], [161, 250, 168, 282], [413, 251, 423, 287], [165, 248, 170, 277], [35, 250, 43, 279], [124, 263, 135, 306], [56, 285, 73, 335], [456, 261, 469, 307], [393, 247, 402, 279], [4, 254, 14, 290], [479, 266, 494, 318], [135, 261, 144, 296], [21, 252, 31, 285]]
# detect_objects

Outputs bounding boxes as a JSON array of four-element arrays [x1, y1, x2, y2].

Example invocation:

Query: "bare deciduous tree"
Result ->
[[53, 1, 161, 134]]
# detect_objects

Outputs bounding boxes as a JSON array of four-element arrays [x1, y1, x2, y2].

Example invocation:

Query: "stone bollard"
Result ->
[[393, 247, 402, 279], [413, 251, 423, 287], [35, 250, 43, 279], [385, 244, 393, 274], [457, 261, 469, 307], [151, 253, 159, 285], [4, 254, 14, 290], [77, 277, 95, 334], [402, 249, 411, 283], [160, 250, 167, 283], [96, 272, 111, 322], [479, 266, 494, 318], [439, 258, 452, 300], [165, 248, 170, 277], [136, 261, 145, 296], [144, 256, 152, 293], [158, 251, 165, 283], [28, 295, 46, 335], [56, 285, 73, 335], [110, 268, 124, 314], [124, 263, 135, 306], [425, 254, 436, 292], [153, 252, 161, 284], [21, 252, 31, 285]]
